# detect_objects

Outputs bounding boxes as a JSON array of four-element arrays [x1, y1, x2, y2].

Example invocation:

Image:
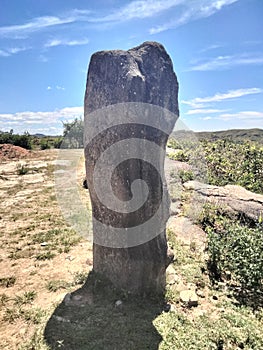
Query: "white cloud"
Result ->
[[218, 111, 263, 120], [0, 49, 10, 57], [186, 108, 225, 115], [189, 54, 263, 71], [46, 85, 65, 91], [200, 116, 213, 120], [182, 88, 262, 108], [149, 0, 239, 34], [96, 0, 184, 22], [0, 46, 29, 57], [199, 44, 223, 53], [0, 107, 83, 134], [45, 37, 89, 48], [0, 16, 75, 37], [0, 1, 240, 41]]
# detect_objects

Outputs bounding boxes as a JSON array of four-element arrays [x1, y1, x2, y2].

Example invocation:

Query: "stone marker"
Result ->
[[84, 41, 179, 295]]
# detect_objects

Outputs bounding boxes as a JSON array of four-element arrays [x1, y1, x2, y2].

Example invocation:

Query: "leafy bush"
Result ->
[[207, 224, 263, 295], [0, 130, 32, 149], [200, 139, 263, 194], [199, 204, 263, 304], [178, 170, 194, 183], [167, 137, 182, 149], [168, 150, 190, 162], [40, 139, 51, 150]]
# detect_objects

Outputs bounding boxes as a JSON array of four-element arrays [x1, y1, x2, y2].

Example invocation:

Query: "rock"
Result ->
[[196, 290, 205, 298], [85, 41, 179, 114], [84, 41, 179, 295], [170, 304, 177, 312], [83, 178, 88, 189], [65, 255, 75, 261], [180, 290, 198, 307], [170, 202, 181, 215], [167, 216, 206, 252], [184, 181, 263, 223], [40, 242, 48, 246], [163, 303, 171, 312], [166, 264, 178, 285]]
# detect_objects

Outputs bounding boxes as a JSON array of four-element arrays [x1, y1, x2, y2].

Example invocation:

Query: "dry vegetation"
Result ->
[[0, 149, 92, 349], [0, 146, 262, 349]]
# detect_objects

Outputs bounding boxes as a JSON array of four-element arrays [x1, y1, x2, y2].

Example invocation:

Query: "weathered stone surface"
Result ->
[[167, 216, 206, 252], [84, 41, 179, 295], [85, 41, 179, 114], [180, 290, 198, 307], [184, 181, 263, 223]]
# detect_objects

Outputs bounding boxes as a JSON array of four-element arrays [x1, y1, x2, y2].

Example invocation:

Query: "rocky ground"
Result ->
[[0, 146, 262, 349]]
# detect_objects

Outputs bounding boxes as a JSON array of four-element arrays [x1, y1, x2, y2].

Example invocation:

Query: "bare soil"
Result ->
[[0, 148, 92, 349]]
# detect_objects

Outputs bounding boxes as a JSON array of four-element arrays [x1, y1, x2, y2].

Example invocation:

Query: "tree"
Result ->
[[62, 118, 84, 148]]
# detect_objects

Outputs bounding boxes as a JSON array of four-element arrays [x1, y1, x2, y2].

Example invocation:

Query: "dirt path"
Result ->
[[0, 149, 92, 349]]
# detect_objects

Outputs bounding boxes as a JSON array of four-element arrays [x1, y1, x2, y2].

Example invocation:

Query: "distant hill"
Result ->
[[171, 128, 263, 143], [33, 133, 46, 138]]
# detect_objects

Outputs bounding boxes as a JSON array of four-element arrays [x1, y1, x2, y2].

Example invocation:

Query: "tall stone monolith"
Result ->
[[84, 41, 179, 295]]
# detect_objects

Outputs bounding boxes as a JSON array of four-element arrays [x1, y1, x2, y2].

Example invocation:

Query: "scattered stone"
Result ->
[[166, 249, 175, 267], [166, 265, 178, 285], [180, 290, 198, 307], [170, 304, 177, 312], [163, 303, 171, 312], [170, 202, 181, 215], [216, 282, 227, 291], [65, 255, 75, 261], [196, 290, 205, 298], [83, 178, 88, 189]]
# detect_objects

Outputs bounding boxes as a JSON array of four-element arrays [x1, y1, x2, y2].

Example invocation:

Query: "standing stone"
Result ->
[[84, 41, 179, 295]]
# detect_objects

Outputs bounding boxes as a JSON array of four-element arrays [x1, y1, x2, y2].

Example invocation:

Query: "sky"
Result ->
[[0, 0, 262, 135]]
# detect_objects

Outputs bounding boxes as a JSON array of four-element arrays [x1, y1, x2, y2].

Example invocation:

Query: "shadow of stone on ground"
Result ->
[[44, 271, 164, 350]]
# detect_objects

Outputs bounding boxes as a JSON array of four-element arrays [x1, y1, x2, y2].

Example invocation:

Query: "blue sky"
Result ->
[[0, 0, 262, 134]]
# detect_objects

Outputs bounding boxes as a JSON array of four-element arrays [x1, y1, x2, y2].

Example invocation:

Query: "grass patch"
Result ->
[[46, 280, 71, 292], [0, 276, 16, 287]]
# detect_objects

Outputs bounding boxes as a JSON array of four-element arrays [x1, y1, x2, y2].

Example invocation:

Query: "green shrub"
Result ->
[[0, 130, 32, 149], [200, 139, 263, 194], [207, 223, 263, 296], [167, 137, 182, 149], [168, 150, 190, 162], [178, 170, 194, 183]]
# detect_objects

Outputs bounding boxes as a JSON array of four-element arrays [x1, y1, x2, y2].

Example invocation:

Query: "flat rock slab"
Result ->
[[184, 180, 263, 223]]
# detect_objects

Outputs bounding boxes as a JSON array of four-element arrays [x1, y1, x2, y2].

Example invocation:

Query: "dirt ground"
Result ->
[[0, 148, 210, 350], [0, 148, 93, 349]]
